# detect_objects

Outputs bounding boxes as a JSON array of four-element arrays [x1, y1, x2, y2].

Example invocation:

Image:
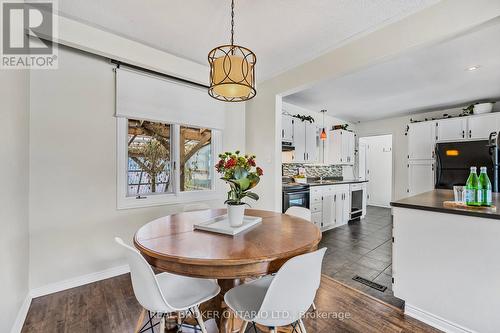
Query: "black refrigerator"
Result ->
[[435, 140, 498, 191]]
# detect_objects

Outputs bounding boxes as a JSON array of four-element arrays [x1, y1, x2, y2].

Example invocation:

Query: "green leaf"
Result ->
[[234, 178, 250, 191], [243, 191, 259, 201]]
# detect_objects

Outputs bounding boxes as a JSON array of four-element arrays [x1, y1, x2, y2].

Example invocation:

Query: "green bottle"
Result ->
[[465, 167, 479, 206], [478, 166, 492, 206]]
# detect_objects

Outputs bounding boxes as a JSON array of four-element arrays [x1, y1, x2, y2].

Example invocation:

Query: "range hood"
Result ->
[[282, 141, 295, 151]]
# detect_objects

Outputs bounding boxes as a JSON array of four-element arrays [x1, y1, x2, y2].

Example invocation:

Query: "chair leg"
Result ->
[[239, 320, 248, 332], [311, 302, 317, 311], [134, 308, 146, 333], [159, 315, 166, 333], [298, 319, 307, 333], [193, 306, 207, 333]]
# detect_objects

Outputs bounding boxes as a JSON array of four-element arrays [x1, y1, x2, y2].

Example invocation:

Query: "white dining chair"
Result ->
[[285, 206, 312, 222], [224, 247, 327, 333], [183, 203, 211, 212], [284, 206, 317, 311], [114, 237, 220, 333]]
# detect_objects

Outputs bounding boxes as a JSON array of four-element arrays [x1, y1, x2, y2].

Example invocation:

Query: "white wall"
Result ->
[[0, 71, 30, 332], [245, 0, 500, 211], [356, 107, 464, 201], [28, 46, 245, 290]]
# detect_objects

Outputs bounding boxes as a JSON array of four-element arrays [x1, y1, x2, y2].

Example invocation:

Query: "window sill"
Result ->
[[117, 190, 223, 210]]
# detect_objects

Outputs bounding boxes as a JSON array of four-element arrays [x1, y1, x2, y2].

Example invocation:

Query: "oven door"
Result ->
[[282, 190, 310, 213]]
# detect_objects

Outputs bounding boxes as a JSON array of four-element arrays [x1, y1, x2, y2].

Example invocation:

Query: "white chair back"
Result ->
[[114, 237, 172, 313], [183, 203, 211, 212], [257, 248, 327, 326], [285, 206, 311, 222]]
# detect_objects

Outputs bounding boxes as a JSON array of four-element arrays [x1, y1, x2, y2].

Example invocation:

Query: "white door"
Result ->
[[408, 122, 435, 160], [363, 135, 393, 207], [358, 142, 367, 180], [468, 113, 500, 140], [282, 115, 294, 142], [293, 121, 306, 163], [436, 118, 466, 141], [342, 189, 351, 223], [305, 122, 318, 163], [341, 130, 349, 163], [408, 160, 434, 196]]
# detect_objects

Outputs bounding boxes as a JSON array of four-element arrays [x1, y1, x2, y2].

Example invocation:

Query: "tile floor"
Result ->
[[319, 205, 404, 309]]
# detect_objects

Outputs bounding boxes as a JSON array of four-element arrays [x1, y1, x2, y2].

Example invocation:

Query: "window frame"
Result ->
[[116, 117, 221, 210]]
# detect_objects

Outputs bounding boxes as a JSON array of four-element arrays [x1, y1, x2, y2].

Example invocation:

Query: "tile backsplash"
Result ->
[[282, 163, 342, 177]]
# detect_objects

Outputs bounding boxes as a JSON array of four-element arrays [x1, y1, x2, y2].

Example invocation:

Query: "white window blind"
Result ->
[[115, 68, 225, 129]]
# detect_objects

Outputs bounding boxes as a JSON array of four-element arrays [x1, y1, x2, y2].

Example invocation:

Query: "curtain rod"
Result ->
[[35, 35, 210, 89]]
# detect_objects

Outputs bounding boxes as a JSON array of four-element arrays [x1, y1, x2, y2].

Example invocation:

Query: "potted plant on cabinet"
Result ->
[[215, 151, 263, 227]]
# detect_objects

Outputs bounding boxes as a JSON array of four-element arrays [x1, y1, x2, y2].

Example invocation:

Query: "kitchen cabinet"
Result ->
[[436, 118, 466, 141], [328, 129, 355, 165], [408, 160, 434, 196], [408, 121, 435, 160], [467, 113, 500, 140], [292, 119, 318, 163], [281, 114, 294, 142], [310, 184, 350, 230]]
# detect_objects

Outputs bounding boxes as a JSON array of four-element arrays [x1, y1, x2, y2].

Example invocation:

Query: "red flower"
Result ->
[[215, 159, 224, 172], [248, 158, 256, 167], [224, 158, 237, 169], [256, 166, 263, 176]]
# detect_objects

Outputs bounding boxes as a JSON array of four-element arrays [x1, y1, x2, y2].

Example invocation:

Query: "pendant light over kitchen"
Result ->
[[208, 0, 256, 102], [320, 109, 327, 141]]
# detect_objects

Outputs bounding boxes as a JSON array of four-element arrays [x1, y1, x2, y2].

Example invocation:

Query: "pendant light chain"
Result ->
[[230, 0, 235, 47]]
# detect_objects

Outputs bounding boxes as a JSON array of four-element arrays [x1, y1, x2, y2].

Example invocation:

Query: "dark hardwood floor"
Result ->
[[22, 272, 440, 332], [319, 206, 403, 309]]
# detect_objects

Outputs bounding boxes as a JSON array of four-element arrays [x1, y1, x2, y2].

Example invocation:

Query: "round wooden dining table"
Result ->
[[134, 208, 322, 333]]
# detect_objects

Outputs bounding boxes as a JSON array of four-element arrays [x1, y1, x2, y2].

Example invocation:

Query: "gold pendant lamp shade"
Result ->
[[208, 0, 256, 102]]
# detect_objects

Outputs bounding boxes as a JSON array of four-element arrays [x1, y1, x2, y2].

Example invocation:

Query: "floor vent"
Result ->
[[352, 275, 387, 292]]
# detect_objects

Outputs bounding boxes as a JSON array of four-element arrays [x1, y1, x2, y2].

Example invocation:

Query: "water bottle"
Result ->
[[465, 167, 479, 206], [478, 166, 492, 206]]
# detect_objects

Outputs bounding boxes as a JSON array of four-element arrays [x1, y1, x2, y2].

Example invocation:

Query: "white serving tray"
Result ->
[[193, 215, 262, 236]]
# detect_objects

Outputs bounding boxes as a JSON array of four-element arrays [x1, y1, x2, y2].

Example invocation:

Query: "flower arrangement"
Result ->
[[216, 151, 263, 206]]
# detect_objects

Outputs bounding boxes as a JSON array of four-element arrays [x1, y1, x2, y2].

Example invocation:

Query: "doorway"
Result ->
[[359, 135, 393, 207]]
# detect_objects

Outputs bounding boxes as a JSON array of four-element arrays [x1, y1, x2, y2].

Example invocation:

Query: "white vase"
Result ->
[[227, 204, 245, 227]]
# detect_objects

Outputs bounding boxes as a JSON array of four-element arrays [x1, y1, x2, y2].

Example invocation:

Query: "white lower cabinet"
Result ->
[[310, 184, 350, 230], [408, 160, 434, 196]]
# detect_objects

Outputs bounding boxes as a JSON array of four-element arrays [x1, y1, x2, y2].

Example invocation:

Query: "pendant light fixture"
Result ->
[[320, 109, 327, 141], [208, 0, 256, 102]]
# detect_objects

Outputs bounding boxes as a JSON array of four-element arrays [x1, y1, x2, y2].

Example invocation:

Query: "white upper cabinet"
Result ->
[[327, 129, 355, 165], [292, 119, 306, 163], [436, 118, 466, 141], [291, 119, 318, 163], [408, 121, 435, 160], [281, 115, 294, 142], [468, 113, 500, 140], [305, 121, 318, 163]]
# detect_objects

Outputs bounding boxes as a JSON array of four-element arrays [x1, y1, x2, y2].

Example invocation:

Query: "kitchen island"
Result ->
[[391, 190, 500, 333]]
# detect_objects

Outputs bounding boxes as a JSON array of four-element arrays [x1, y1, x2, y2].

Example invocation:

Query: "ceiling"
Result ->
[[57, 0, 439, 82], [284, 20, 500, 122]]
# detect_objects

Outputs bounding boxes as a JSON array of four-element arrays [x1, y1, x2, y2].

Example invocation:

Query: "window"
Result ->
[[117, 118, 220, 209], [127, 119, 173, 197], [180, 126, 212, 192]]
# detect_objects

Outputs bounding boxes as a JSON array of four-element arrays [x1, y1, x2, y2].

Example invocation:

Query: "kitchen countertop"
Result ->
[[391, 189, 500, 220]]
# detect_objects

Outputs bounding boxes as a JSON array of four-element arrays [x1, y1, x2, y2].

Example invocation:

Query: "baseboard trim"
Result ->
[[30, 264, 130, 299], [405, 303, 475, 333], [10, 293, 32, 333]]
